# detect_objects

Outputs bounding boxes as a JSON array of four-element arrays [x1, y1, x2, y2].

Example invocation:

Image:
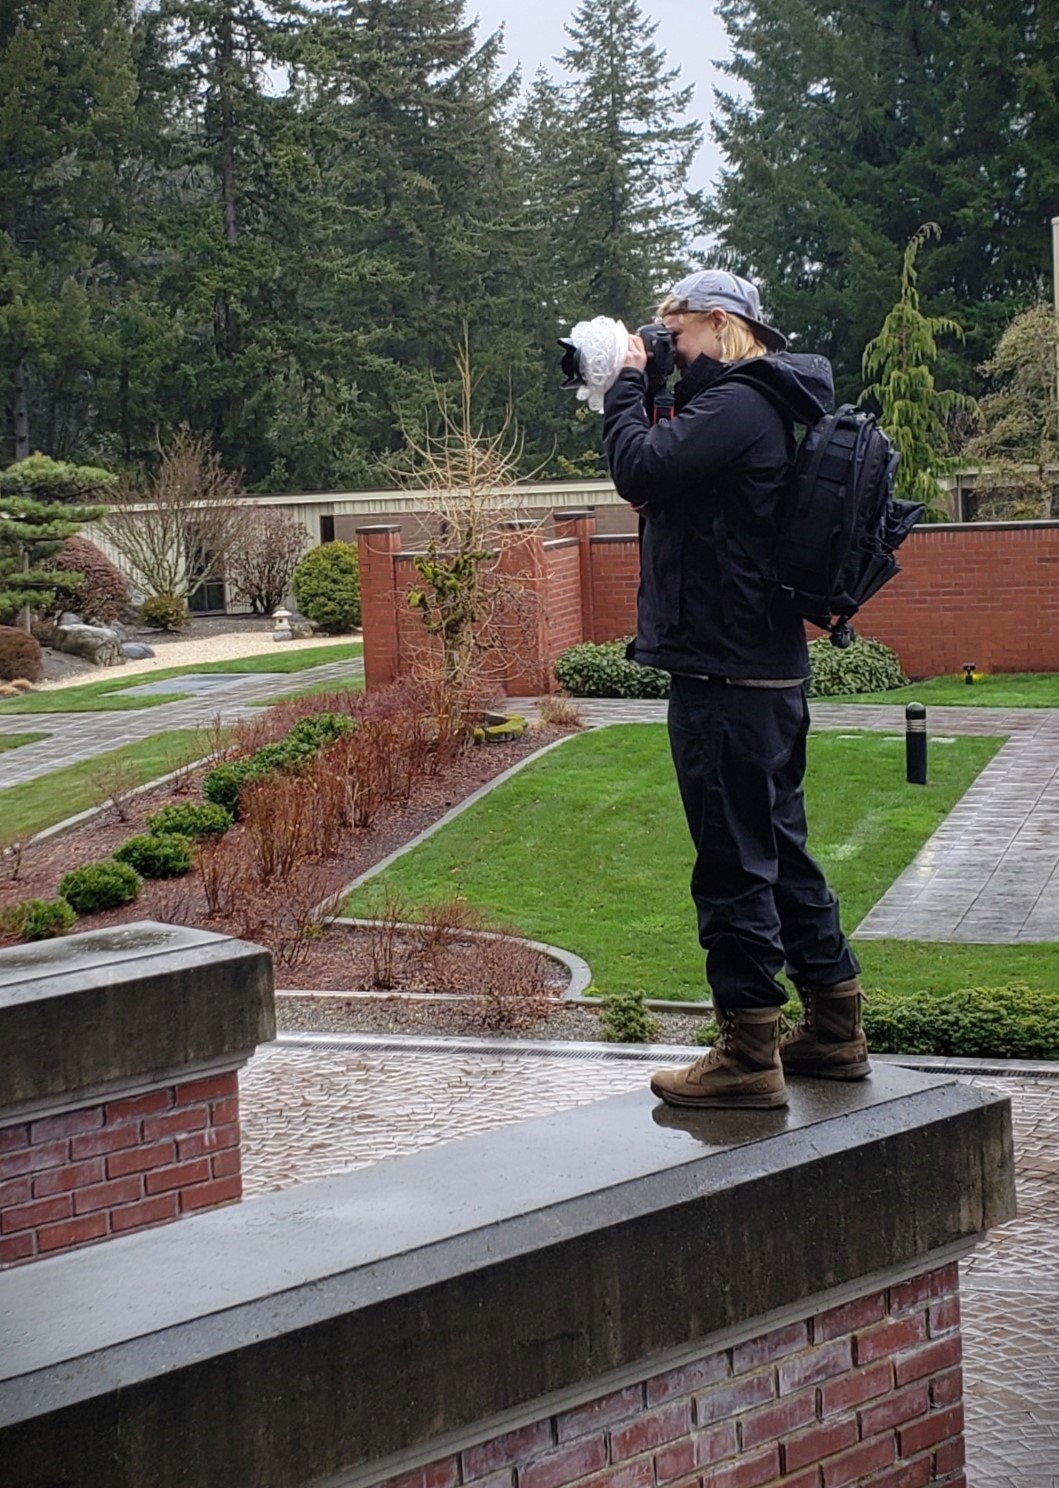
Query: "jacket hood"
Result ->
[[723, 352, 835, 427]]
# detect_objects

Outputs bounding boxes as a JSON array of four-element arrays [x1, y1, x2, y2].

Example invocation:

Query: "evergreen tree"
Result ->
[[862, 225, 974, 521], [707, 0, 1059, 400], [516, 0, 702, 471], [0, 0, 137, 462], [0, 455, 114, 624]]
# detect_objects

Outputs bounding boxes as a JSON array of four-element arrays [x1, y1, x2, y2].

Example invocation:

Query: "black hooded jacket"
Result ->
[[602, 351, 835, 680]]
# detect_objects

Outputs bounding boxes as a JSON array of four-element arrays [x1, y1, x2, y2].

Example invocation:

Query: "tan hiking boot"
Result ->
[[650, 1008, 788, 1109], [780, 977, 871, 1080]]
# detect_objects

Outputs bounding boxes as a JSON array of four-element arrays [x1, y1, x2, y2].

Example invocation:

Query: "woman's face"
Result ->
[[662, 310, 727, 367]]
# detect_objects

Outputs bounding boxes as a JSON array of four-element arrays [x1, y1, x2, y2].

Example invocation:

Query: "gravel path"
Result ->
[[33, 628, 361, 691]]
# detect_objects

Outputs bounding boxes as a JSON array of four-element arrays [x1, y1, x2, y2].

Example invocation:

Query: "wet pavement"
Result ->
[[0, 658, 360, 787], [241, 1034, 1059, 1487]]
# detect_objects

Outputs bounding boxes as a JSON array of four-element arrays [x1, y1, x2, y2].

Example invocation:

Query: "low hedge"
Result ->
[[114, 832, 194, 878], [691, 982, 1059, 1061], [202, 712, 354, 818], [146, 802, 232, 839], [554, 640, 669, 699], [807, 635, 907, 696], [1, 897, 77, 941], [59, 860, 141, 913], [553, 634, 908, 700]]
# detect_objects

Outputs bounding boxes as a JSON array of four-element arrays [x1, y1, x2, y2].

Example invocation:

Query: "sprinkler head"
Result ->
[[962, 662, 976, 685]]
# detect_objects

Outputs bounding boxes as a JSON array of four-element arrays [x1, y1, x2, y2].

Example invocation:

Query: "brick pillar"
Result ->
[[356, 525, 403, 690], [553, 508, 597, 644], [498, 520, 549, 696]]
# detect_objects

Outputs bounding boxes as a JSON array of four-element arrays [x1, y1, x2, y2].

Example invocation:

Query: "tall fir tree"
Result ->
[[0, 0, 137, 463], [516, 0, 702, 472], [707, 0, 1059, 401]]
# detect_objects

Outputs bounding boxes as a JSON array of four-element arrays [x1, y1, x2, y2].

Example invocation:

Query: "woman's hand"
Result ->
[[622, 334, 647, 372]]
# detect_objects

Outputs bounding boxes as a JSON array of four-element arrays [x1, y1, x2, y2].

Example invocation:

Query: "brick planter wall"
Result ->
[[372, 1264, 964, 1488], [358, 517, 1059, 694], [0, 1072, 241, 1266]]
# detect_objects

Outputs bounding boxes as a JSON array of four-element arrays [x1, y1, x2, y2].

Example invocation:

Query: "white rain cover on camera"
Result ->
[[568, 316, 629, 412]]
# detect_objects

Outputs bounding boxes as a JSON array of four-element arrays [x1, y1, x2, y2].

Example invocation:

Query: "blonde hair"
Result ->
[[656, 296, 768, 363]]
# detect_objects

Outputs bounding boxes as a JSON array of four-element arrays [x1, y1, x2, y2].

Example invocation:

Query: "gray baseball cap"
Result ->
[[664, 269, 787, 352]]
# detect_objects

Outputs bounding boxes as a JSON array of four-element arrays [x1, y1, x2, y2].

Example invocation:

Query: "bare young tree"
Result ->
[[225, 509, 309, 614], [100, 427, 247, 601], [400, 340, 543, 735]]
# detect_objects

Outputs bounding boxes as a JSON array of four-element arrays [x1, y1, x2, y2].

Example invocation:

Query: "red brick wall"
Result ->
[[372, 1264, 965, 1488], [0, 1072, 242, 1267], [588, 537, 639, 644], [855, 524, 1059, 676], [360, 516, 1059, 693], [544, 540, 586, 672]]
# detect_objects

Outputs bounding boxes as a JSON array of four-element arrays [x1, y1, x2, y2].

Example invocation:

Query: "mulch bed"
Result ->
[[0, 717, 707, 1047]]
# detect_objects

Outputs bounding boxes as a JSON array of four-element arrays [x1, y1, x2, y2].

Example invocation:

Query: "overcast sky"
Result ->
[[469, 0, 734, 196]]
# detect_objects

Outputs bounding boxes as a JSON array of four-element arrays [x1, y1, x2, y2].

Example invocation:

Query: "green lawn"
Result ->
[[0, 642, 363, 715], [827, 672, 1059, 708], [0, 732, 48, 753], [0, 730, 217, 847], [344, 723, 1036, 1002]]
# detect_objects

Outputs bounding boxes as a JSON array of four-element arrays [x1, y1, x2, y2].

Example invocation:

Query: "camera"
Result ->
[[558, 321, 676, 393]]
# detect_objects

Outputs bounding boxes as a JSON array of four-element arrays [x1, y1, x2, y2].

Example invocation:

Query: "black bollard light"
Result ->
[[906, 702, 927, 785]]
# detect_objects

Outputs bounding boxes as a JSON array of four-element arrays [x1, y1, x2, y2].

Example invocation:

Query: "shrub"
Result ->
[[807, 635, 907, 697], [864, 983, 1059, 1060], [0, 625, 43, 683], [59, 860, 141, 912], [46, 536, 129, 623], [140, 595, 188, 631], [291, 541, 361, 633], [1, 897, 77, 941], [554, 640, 670, 699], [114, 832, 194, 878], [598, 987, 662, 1043], [146, 802, 233, 839], [202, 760, 254, 818], [286, 711, 353, 749]]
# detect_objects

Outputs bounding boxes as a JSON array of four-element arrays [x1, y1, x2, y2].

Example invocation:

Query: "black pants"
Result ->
[[667, 675, 860, 1013]]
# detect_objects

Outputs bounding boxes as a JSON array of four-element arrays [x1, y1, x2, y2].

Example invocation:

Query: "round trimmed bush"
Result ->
[[114, 832, 194, 878], [554, 640, 670, 699], [0, 624, 44, 683], [1, 897, 77, 941], [291, 541, 361, 633], [807, 635, 907, 697], [59, 860, 142, 913], [140, 595, 188, 631], [145, 802, 233, 839], [202, 760, 254, 818], [46, 537, 129, 624]]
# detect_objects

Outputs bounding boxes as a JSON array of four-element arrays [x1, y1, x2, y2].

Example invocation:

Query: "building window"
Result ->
[[320, 515, 335, 544]]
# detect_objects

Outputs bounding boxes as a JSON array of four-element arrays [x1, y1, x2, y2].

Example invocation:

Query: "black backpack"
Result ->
[[727, 366, 924, 647], [777, 405, 923, 646]]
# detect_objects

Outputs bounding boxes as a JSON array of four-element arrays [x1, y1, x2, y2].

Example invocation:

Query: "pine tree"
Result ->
[[0, 456, 114, 624], [516, 0, 702, 472], [707, 0, 1059, 400], [861, 225, 974, 521], [0, 0, 137, 462]]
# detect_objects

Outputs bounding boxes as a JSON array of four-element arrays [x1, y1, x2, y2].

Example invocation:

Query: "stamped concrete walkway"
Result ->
[[0, 658, 361, 788], [243, 1032, 1059, 1488]]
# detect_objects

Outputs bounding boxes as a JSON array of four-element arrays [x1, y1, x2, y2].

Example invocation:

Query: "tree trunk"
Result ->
[[12, 357, 30, 461]]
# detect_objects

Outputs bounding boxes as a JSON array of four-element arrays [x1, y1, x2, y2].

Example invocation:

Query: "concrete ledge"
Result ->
[[0, 922, 275, 1119], [0, 1065, 1014, 1487]]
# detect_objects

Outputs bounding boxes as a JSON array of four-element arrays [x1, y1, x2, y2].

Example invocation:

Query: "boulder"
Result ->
[[53, 623, 126, 668], [121, 642, 155, 660], [57, 611, 84, 629], [289, 614, 315, 640]]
